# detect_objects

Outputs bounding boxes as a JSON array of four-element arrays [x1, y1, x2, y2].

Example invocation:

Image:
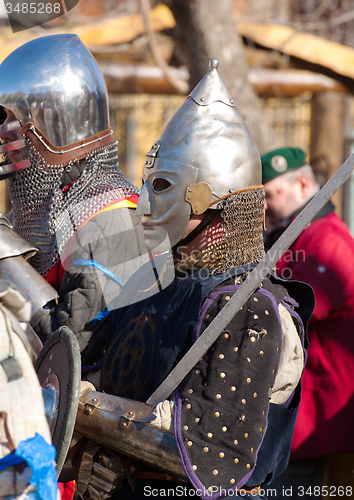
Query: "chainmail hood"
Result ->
[[8, 129, 139, 276], [175, 187, 265, 275]]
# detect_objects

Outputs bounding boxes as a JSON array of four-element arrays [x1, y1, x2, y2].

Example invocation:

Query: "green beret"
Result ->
[[261, 147, 307, 184]]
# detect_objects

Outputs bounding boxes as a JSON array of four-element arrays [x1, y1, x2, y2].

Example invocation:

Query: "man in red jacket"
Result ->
[[262, 147, 354, 498]]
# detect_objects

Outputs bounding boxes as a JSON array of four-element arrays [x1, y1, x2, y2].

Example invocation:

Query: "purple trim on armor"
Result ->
[[284, 390, 295, 408], [175, 285, 284, 500], [81, 356, 104, 374], [192, 288, 238, 343], [175, 384, 254, 499], [283, 295, 299, 309], [281, 299, 308, 366]]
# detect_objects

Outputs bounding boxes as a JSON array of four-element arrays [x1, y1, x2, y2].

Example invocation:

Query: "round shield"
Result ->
[[34, 326, 81, 478]]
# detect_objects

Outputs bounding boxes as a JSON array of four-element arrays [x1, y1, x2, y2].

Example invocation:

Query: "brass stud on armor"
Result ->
[[254, 315, 258, 319], [224, 333, 229, 339], [265, 310, 270, 315], [219, 452, 225, 458], [242, 399, 246, 404], [213, 470, 219, 475], [225, 296, 231, 301], [254, 392, 258, 398], [234, 347, 239, 352], [231, 479, 236, 484], [216, 394, 222, 399], [215, 412, 220, 417], [234, 439, 238, 445], [204, 447, 209, 453], [208, 432, 213, 438], [247, 358, 251, 362], [247, 464, 251, 469], [234, 458, 239, 464], [219, 354, 225, 359], [251, 448, 254, 452], [231, 386, 236, 391], [247, 377, 251, 383], [222, 426, 228, 432], [189, 389, 193, 394], [260, 427, 263, 432], [205, 314, 210, 319], [187, 441, 193, 447], [254, 297, 258, 302], [186, 404, 191, 409], [196, 369, 200, 375], [195, 417, 200, 423], [260, 351, 264, 356], [184, 425, 189, 430], [220, 372, 226, 378], [193, 465, 197, 471], [251, 337, 256, 342], [245, 433, 249, 438]]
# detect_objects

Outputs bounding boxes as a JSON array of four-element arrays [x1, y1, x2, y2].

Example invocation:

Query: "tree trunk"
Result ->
[[163, 0, 275, 153]]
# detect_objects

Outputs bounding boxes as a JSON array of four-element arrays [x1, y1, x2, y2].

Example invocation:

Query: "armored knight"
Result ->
[[69, 60, 314, 499], [0, 34, 147, 350]]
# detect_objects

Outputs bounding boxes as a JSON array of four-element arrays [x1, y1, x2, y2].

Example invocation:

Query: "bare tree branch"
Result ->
[[140, 0, 188, 95]]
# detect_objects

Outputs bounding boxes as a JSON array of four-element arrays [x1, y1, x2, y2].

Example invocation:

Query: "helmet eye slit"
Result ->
[[152, 177, 172, 193]]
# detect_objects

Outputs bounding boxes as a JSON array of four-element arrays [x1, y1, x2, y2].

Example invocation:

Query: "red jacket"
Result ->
[[269, 205, 354, 458]]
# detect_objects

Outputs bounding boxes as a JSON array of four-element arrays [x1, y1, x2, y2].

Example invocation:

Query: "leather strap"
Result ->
[[22, 123, 115, 165]]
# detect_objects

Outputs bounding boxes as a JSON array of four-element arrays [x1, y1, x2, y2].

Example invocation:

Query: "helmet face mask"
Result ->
[[136, 158, 199, 253]]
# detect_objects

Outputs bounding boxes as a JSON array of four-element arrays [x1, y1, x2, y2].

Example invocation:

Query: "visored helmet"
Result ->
[[139, 59, 261, 221], [137, 60, 265, 266]]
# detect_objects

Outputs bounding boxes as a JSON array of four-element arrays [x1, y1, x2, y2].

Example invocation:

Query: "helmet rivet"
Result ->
[[200, 97, 204, 102], [187, 196, 191, 200], [230, 99, 234, 104], [209, 59, 218, 69], [188, 188, 192, 192]]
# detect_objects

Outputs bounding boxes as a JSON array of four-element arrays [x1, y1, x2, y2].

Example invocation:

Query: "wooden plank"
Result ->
[[237, 21, 354, 80], [0, 4, 176, 64], [248, 67, 350, 97], [0, 6, 354, 85], [99, 62, 350, 97]]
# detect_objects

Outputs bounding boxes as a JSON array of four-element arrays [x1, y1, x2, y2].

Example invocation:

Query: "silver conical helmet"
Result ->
[[0, 34, 109, 147], [142, 59, 262, 216]]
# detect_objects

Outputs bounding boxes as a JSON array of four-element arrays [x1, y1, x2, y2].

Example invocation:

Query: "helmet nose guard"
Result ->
[[136, 182, 153, 217]]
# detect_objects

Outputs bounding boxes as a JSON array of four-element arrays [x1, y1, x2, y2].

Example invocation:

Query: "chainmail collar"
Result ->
[[8, 132, 139, 276], [175, 187, 265, 275]]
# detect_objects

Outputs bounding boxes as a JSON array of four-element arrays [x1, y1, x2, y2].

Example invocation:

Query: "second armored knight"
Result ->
[[73, 60, 314, 500]]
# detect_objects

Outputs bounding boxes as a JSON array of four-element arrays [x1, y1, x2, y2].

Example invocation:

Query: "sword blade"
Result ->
[[146, 153, 354, 405]]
